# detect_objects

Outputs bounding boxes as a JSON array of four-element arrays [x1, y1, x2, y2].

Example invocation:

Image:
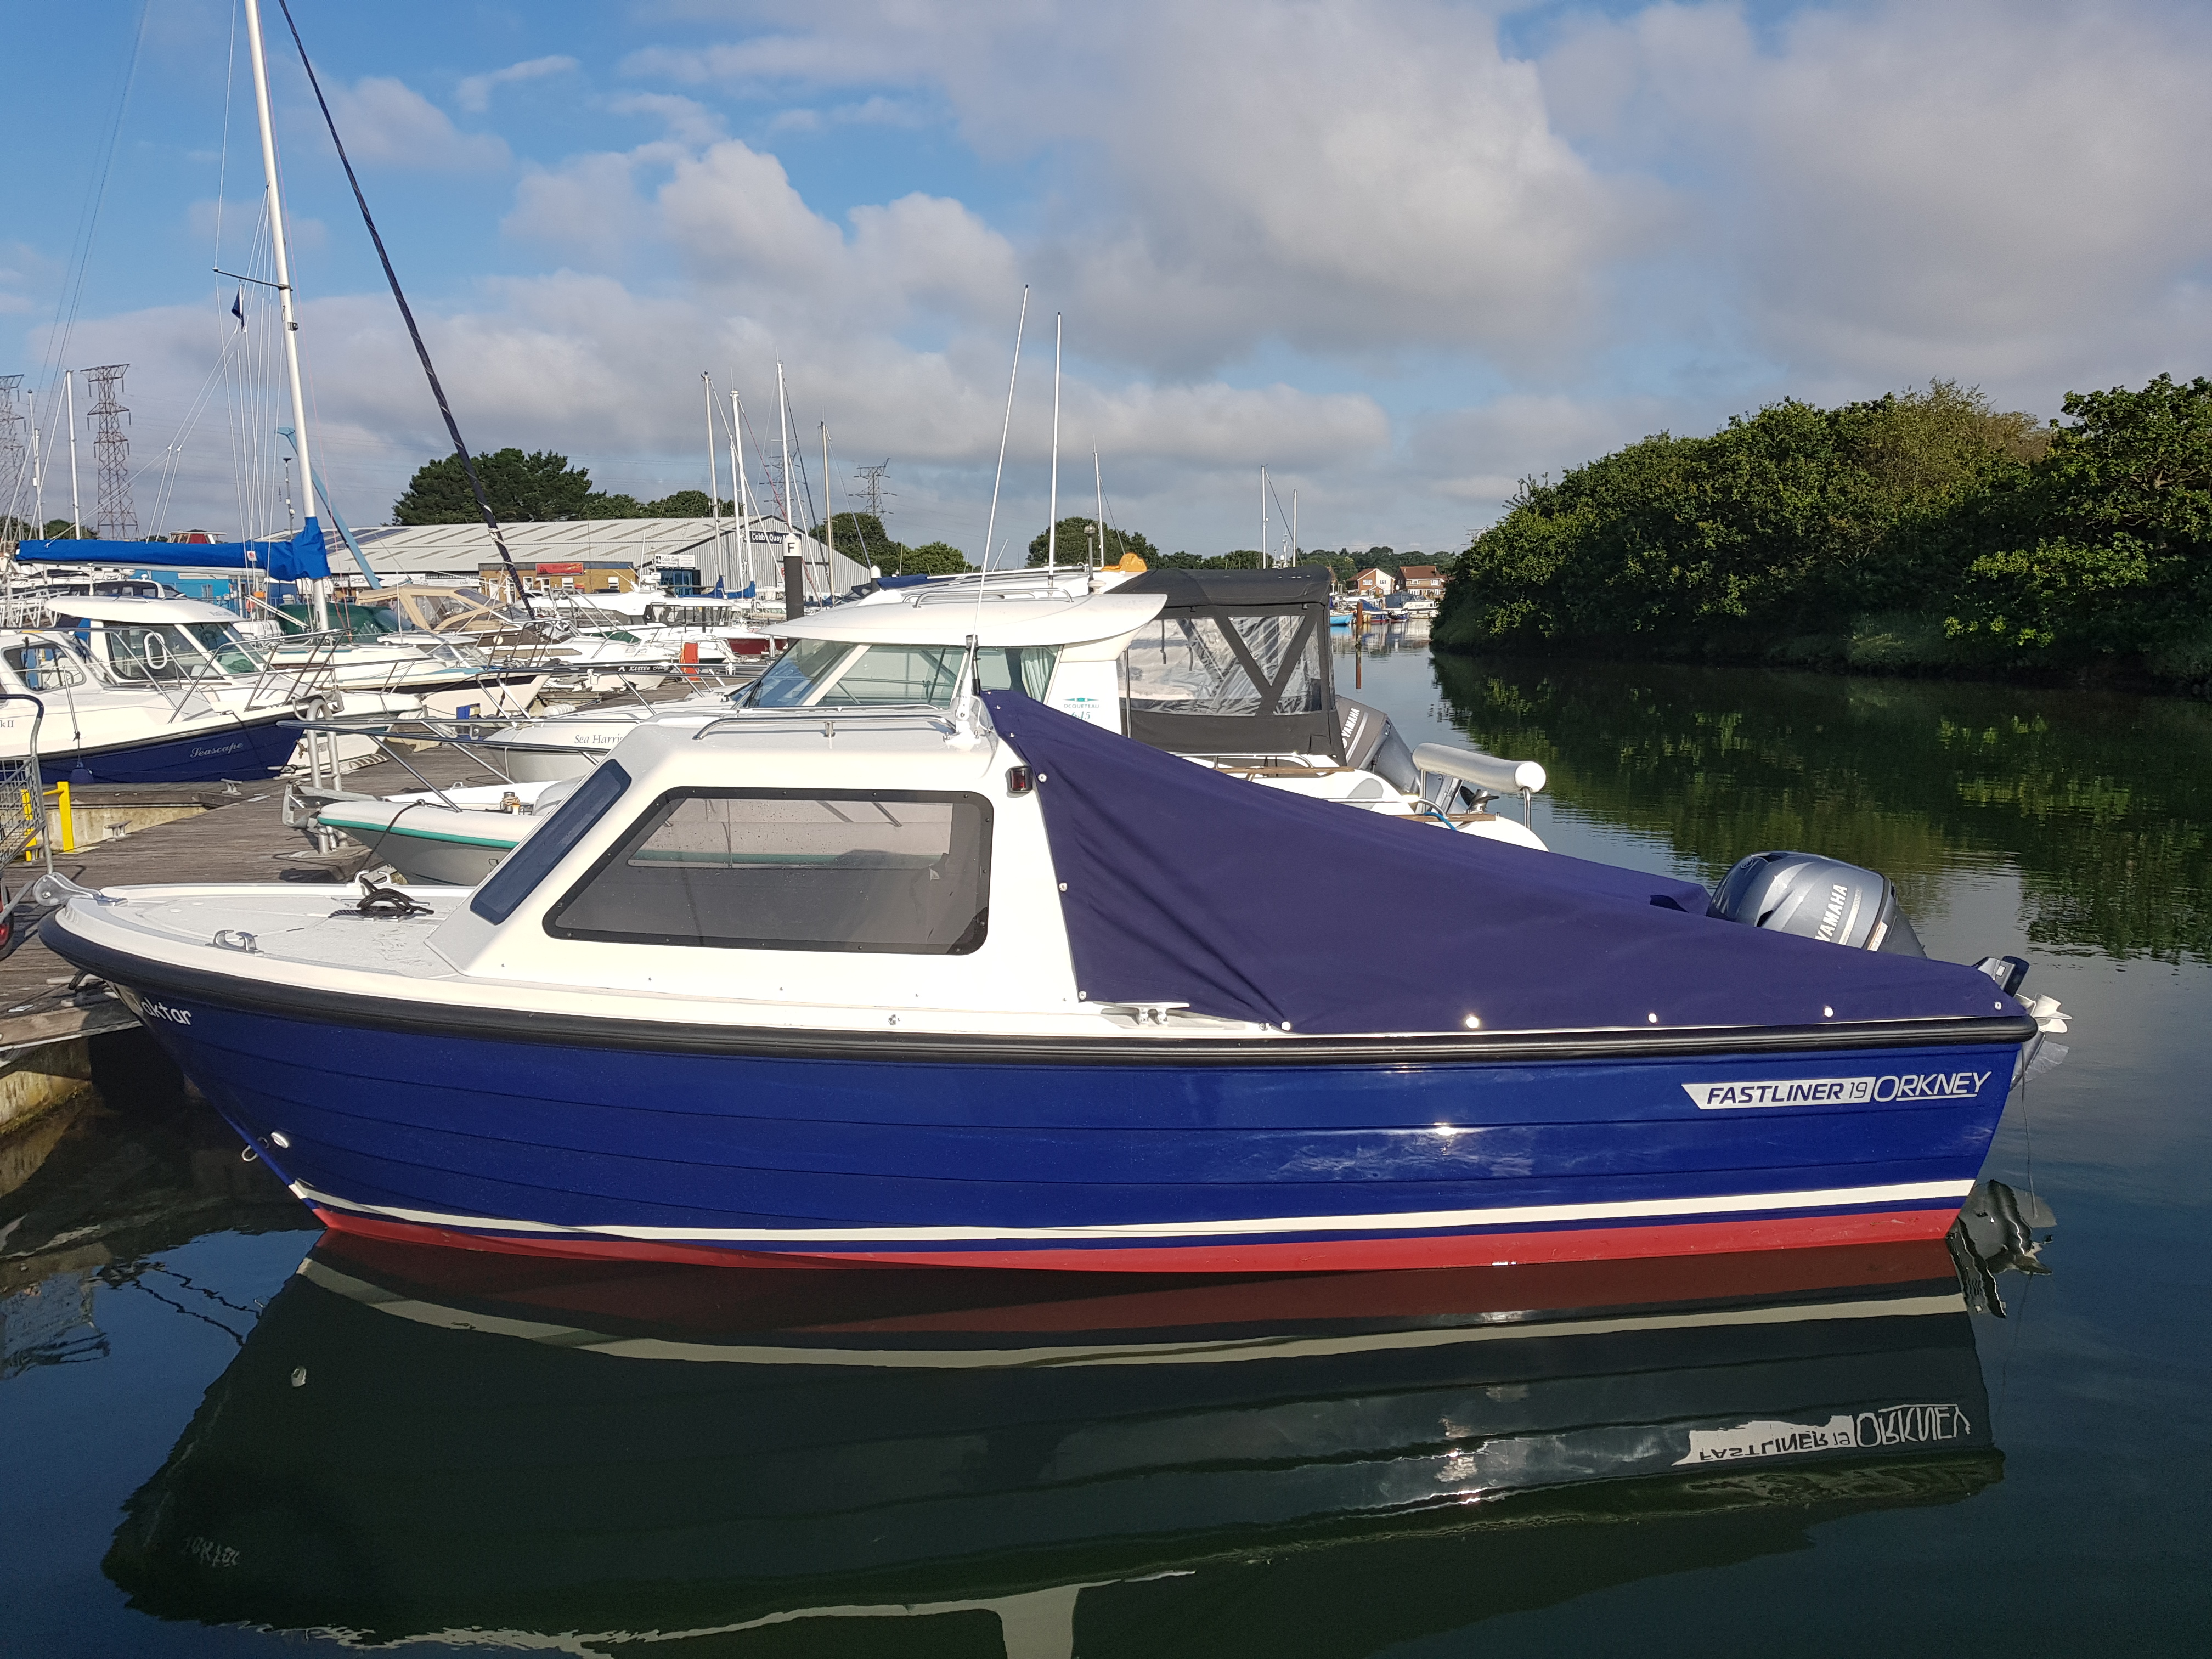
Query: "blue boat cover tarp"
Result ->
[[983, 691, 2019, 1036], [14, 518, 331, 582]]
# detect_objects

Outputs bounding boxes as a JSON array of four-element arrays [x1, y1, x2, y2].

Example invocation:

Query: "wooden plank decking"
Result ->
[[0, 747, 503, 1056]]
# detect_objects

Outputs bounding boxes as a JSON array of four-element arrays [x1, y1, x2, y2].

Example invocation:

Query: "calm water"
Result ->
[[3, 640, 2207, 1656]]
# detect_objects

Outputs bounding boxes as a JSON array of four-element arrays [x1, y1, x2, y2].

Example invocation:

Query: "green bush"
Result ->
[[1440, 374, 2212, 680]]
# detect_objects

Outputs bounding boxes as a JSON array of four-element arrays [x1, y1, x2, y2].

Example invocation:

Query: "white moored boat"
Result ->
[[313, 568, 1551, 876]]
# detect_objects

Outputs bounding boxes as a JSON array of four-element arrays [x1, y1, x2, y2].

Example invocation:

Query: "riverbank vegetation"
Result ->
[[1433, 653, 2212, 964], [1435, 375, 2212, 691]]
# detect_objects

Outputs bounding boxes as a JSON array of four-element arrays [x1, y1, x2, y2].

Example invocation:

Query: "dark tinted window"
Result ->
[[546, 790, 991, 954], [469, 761, 630, 924]]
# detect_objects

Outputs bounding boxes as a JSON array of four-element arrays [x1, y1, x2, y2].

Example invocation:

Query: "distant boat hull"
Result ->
[[36, 711, 304, 783], [53, 930, 2030, 1272], [315, 800, 524, 884]]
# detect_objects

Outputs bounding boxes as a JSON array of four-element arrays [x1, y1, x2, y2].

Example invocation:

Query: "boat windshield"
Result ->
[[103, 621, 264, 682], [644, 603, 750, 628], [400, 591, 533, 634], [1123, 612, 1324, 717], [184, 622, 266, 674], [748, 641, 1059, 708]]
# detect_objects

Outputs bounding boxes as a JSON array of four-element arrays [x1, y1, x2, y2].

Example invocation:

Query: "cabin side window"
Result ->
[[469, 761, 633, 925], [2, 644, 87, 691], [545, 789, 992, 955]]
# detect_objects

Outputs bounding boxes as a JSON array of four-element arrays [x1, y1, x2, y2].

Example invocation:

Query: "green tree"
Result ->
[[1025, 518, 1158, 566], [899, 541, 972, 575], [1948, 375, 2212, 662], [396, 449, 738, 524], [643, 489, 715, 518], [1436, 381, 2051, 656], [394, 448, 597, 523], [1147, 549, 1270, 571], [810, 512, 902, 569]]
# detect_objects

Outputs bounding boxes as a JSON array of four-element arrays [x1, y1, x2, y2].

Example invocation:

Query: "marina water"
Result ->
[[2, 636, 2206, 1655]]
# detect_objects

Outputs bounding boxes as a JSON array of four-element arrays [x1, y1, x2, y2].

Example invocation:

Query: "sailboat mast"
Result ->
[[702, 371, 724, 593], [777, 361, 796, 608], [242, 0, 327, 628], [64, 371, 81, 539], [1260, 466, 1268, 569], [1046, 313, 1063, 582], [27, 388, 42, 534], [1093, 450, 1104, 571], [729, 390, 751, 595], [821, 421, 836, 574]]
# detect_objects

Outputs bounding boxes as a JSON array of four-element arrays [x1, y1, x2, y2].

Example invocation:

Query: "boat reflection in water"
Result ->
[[108, 1226, 2018, 1654]]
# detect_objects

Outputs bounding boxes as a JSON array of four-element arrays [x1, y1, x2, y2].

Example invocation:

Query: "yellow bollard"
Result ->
[[53, 780, 72, 854]]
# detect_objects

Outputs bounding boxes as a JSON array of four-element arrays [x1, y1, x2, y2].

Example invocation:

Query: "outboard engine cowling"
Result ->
[[1708, 850, 1926, 957]]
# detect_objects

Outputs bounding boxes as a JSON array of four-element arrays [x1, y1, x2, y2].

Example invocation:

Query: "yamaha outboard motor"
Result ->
[[1708, 850, 1926, 957]]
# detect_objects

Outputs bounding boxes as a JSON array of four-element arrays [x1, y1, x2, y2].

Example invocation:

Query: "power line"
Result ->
[[0, 376, 25, 531], [83, 363, 137, 540], [854, 460, 893, 520]]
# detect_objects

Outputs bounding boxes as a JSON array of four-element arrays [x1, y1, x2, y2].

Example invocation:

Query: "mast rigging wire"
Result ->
[[272, 0, 534, 617], [35, 2, 151, 409]]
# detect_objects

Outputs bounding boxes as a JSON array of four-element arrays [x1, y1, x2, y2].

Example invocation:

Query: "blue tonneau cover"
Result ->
[[983, 691, 2018, 1036]]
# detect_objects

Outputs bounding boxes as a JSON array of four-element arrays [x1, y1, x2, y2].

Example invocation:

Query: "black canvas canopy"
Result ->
[[1115, 568, 1340, 760]]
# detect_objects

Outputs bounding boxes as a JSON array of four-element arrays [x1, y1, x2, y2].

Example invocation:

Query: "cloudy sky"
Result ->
[[6, 0, 2210, 558]]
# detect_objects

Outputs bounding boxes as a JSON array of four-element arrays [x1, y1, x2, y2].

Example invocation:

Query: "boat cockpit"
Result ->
[[40, 597, 272, 686]]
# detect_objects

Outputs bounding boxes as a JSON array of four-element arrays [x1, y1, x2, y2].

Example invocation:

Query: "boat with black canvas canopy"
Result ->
[[38, 665, 2052, 1272], [304, 567, 1543, 879]]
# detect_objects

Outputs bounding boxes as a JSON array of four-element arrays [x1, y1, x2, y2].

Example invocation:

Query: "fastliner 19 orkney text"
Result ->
[[39, 687, 2047, 1271]]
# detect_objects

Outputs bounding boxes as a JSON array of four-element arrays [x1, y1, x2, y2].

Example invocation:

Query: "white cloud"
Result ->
[[768, 99, 927, 133], [606, 92, 727, 148], [631, 2, 1652, 372], [1538, 0, 2212, 399], [455, 54, 578, 114], [45, 1, 2212, 555], [1414, 392, 1695, 509], [324, 77, 510, 171], [0, 241, 53, 317]]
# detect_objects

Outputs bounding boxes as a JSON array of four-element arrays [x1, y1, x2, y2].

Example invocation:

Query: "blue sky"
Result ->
[[6, 1, 2210, 556]]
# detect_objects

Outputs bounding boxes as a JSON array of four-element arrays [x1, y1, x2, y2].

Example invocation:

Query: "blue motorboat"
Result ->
[[40, 673, 2057, 1272], [0, 628, 311, 783]]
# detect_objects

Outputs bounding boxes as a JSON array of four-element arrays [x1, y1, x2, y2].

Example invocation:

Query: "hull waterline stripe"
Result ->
[[318, 817, 523, 849], [314, 1205, 1961, 1273], [296, 1256, 1964, 1369], [290, 1176, 1972, 1245]]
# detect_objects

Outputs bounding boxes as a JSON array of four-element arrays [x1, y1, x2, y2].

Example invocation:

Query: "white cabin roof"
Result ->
[[40, 596, 249, 625], [773, 591, 1164, 648]]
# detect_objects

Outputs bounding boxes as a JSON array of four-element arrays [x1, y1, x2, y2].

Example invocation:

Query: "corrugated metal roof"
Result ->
[[323, 516, 871, 591]]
